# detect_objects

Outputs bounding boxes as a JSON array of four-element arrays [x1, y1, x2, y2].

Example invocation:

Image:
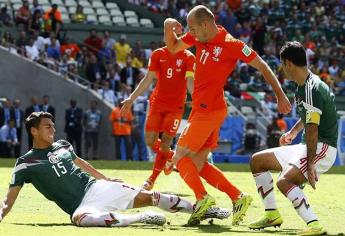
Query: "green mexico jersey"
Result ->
[[295, 73, 338, 147], [10, 140, 95, 215]]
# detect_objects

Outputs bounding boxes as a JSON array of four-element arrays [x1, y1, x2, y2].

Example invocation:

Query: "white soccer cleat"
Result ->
[[139, 211, 166, 226], [203, 207, 231, 220]]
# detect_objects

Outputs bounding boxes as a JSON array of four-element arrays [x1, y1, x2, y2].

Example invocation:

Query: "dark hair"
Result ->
[[25, 112, 53, 140], [280, 41, 307, 67]]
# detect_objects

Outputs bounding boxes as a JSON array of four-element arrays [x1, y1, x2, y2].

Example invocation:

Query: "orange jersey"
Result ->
[[148, 47, 195, 113], [181, 26, 257, 113]]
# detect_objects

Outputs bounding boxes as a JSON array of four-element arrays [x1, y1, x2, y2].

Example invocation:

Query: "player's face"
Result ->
[[281, 59, 293, 81], [33, 118, 55, 145], [187, 16, 208, 43]]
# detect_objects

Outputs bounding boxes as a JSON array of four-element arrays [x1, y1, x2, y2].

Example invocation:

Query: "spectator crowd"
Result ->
[[0, 0, 344, 156]]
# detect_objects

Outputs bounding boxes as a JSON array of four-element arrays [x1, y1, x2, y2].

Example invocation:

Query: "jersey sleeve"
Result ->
[[181, 32, 196, 46], [9, 159, 29, 187], [56, 139, 78, 160], [226, 38, 257, 63], [148, 50, 160, 72], [185, 51, 195, 78], [305, 87, 323, 125]]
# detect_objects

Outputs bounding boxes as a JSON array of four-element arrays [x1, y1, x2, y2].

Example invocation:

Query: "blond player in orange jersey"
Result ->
[[121, 46, 195, 191], [163, 5, 292, 226]]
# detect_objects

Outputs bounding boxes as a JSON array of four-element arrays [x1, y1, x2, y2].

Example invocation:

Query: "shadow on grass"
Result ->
[[1, 159, 344, 174], [11, 223, 74, 227]]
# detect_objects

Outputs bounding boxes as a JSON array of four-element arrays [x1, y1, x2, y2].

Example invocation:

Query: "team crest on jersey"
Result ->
[[212, 47, 222, 61], [47, 152, 61, 164], [242, 45, 252, 57], [176, 59, 183, 67]]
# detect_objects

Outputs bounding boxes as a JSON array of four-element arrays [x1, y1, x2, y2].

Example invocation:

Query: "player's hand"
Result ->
[[164, 18, 183, 35], [276, 94, 291, 114], [279, 131, 296, 146], [120, 98, 133, 115], [307, 164, 318, 190]]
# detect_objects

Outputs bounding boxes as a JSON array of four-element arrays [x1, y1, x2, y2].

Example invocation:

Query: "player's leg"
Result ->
[[248, 147, 289, 229], [142, 110, 162, 189], [277, 165, 326, 235], [73, 211, 166, 227], [132, 190, 230, 221], [165, 112, 223, 225]]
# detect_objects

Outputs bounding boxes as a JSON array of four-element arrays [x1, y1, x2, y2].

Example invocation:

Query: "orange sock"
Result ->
[[176, 157, 207, 200], [199, 162, 241, 202], [151, 139, 161, 153], [149, 151, 166, 182]]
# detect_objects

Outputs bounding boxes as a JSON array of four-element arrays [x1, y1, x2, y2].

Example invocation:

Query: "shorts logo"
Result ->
[[47, 152, 61, 164], [242, 45, 252, 57]]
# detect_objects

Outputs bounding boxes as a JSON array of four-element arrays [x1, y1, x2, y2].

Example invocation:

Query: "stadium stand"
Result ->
[[0, 0, 344, 163]]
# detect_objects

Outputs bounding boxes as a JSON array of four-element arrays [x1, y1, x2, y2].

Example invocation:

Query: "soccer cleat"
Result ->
[[139, 211, 166, 226], [164, 160, 174, 175], [232, 193, 253, 226], [248, 210, 283, 229], [297, 221, 327, 236], [202, 207, 231, 220], [188, 194, 216, 225], [141, 179, 154, 191]]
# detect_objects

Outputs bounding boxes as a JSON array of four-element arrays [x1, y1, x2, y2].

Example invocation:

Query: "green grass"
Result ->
[[0, 159, 344, 236]]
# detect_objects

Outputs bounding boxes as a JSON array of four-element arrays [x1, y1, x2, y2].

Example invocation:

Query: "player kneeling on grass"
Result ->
[[249, 42, 338, 235], [0, 112, 229, 227]]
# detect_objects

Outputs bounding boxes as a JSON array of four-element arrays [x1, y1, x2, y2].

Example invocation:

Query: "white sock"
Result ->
[[286, 185, 317, 224], [152, 191, 194, 213], [75, 212, 142, 227], [253, 172, 277, 210]]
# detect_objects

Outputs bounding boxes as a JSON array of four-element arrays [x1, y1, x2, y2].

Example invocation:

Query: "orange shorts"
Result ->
[[145, 109, 183, 137], [177, 109, 227, 152]]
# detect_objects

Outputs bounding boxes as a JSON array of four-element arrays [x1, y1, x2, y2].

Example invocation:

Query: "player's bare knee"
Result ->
[[250, 152, 263, 173], [276, 177, 289, 193], [175, 146, 191, 158], [160, 139, 172, 152], [145, 137, 155, 148]]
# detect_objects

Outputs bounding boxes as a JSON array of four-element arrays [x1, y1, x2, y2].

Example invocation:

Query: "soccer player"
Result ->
[[248, 41, 338, 235], [0, 112, 229, 226], [121, 46, 195, 190], [163, 5, 291, 225]]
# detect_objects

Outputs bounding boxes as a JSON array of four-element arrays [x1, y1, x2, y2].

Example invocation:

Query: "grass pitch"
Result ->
[[0, 159, 344, 236]]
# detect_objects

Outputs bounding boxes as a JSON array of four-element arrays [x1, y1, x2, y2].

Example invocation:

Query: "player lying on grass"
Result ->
[[0, 112, 230, 226], [249, 42, 338, 235]]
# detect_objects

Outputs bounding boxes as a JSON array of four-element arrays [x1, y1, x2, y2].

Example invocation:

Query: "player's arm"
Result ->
[[248, 56, 291, 114], [280, 118, 304, 146], [121, 71, 156, 114], [74, 157, 108, 180], [187, 75, 194, 94], [0, 186, 22, 222], [164, 18, 191, 54]]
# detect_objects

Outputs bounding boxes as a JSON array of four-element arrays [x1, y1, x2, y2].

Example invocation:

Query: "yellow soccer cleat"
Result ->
[[297, 221, 327, 236], [188, 194, 216, 225], [249, 210, 283, 229], [232, 193, 253, 226]]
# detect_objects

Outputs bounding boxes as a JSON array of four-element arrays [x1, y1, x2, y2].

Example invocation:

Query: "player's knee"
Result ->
[[160, 139, 172, 152], [250, 152, 263, 172], [145, 136, 155, 148], [276, 177, 287, 193], [175, 146, 191, 157]]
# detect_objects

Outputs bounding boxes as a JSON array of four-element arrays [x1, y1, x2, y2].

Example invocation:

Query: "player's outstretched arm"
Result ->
[[164, 18, 190, 54], [248, 56, 291, 114], [121, 71, 155, 115], [74, 157, 109, 180], [0, 186, 22, 222]]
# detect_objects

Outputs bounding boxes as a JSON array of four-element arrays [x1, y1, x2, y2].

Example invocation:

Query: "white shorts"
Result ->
[[72, 180, 142, 218], [272, 142, 337, 179]]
